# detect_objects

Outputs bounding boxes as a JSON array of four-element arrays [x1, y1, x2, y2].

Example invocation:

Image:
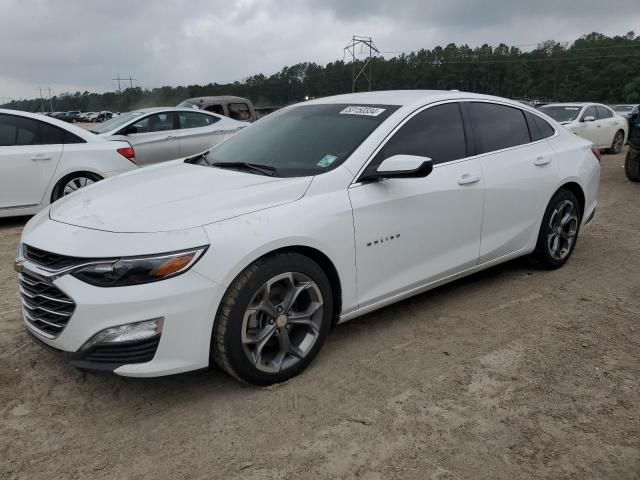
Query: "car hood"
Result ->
[[50, 162, 312, 233]]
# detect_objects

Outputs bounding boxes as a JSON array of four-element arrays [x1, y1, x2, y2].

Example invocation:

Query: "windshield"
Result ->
[[177, 100, 199, 109], [202, 103, 398, 177], [539, 105, 582, 123], [91, 111, 144, 134], [611, 105, 633, 113]]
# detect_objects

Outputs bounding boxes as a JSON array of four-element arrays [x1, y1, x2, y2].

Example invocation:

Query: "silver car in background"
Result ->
[[91, 107, 248, 165]]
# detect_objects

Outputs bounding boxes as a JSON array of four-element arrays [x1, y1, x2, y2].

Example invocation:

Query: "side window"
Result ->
[[179, 111, 219, 129], [582, 106, 597, 121], [39, 122, 65, 144], [378, 103, 466, 166], [205, 104, 224, 115], [596, 106, 612, 120], [128, 112, 176, 133], [63, 131, 86, 144], [526, 112, 555, 141], [0, 114, 18, 146], [228, 103, 251, 121], [468, 102, 530, 153]]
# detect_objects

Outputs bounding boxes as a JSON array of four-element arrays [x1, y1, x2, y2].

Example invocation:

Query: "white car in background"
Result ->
[[91, 107, 247, 166], [16, 91, 600, 384], [539, 103, 627, 154], [0, 109, 137, 218]]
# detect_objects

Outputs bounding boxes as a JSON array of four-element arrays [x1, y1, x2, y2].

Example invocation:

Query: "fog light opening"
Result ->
[[80, 318, 164, 351]]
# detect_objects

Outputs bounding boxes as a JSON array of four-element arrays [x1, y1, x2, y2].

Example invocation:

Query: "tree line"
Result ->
[[3, 31, 639, 114]]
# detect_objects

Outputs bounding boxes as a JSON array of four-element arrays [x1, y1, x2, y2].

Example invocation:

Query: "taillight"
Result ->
[[591, 147, 601, 163], [117, 146, 136, 164]]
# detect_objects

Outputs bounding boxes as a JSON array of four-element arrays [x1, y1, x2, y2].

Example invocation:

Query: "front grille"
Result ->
[[20, 273, 76, 337], [81, 336, 160, 365], [23, 244, 99, 271]]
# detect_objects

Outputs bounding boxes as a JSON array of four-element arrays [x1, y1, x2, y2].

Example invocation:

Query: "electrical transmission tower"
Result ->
[[343, 35, 380, 92], [38, 87, 53, 112], [112, 74, 137, 91]]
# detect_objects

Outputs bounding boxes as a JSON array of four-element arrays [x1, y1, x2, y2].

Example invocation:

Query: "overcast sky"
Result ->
[[1, 0, 639, 100]]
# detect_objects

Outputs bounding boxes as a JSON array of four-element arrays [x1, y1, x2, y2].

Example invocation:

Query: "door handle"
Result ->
[[165, 135, 177, 140], [458, 173, 481, 185], [534, 156, 551, 166], [31, 155, 52, 161]]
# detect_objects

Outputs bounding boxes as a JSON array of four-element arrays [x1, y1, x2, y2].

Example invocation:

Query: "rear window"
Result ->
[[468, 102, 530, 154]]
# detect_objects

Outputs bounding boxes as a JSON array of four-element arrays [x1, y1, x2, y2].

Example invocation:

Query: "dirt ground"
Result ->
[[1, 149, 639, 480]]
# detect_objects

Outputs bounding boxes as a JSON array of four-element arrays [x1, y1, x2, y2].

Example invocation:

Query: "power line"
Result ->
[[112, 74, 137, 91]]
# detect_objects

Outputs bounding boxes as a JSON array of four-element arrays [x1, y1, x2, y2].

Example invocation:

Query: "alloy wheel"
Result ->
[[547, 199, 578, 261], [241, 272, 324, 373], [62, 176, 95, 196], [612, 132, 624, 153]]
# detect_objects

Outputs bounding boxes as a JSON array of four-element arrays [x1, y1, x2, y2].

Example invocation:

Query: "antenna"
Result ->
[[343, 35, 380, 92]]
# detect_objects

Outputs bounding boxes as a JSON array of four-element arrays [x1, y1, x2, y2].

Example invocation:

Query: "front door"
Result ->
[[349, 102, 484, 309], [123, 112, 180, 165], [0, 114, 63, 209]]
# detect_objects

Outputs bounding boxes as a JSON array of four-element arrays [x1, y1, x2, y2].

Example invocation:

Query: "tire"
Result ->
[[212, 252, 333, 385], [609, 130, 625, 154], [530, 189, 582, 270], [625, 146, 640, 182], [51, 172, 102, 202]]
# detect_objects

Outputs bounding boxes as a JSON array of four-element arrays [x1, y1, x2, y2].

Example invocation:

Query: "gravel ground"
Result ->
[[1, 149, 639, 480]]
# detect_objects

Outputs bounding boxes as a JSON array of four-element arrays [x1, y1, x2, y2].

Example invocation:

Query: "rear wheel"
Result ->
[[530, 189, 581, 269], [212, 252, 333, 385], [609, 130, 625, 154], [51, 172, 102, 202], [625, 146, 640, 182]]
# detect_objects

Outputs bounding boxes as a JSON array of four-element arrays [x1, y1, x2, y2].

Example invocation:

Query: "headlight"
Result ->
[[72, 247, 207, 287]]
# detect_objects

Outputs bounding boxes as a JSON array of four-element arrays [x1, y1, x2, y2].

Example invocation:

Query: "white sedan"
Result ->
[[16, 91, 600, 384], [0, 109, 137, 218], [539, 103, 627, 154], [90, 107, 247, 166]]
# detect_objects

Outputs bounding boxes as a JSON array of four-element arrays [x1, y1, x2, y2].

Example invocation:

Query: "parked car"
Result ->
[[15, 91, 600, 384], [539, 103, 627, 154], [90, 107, 247, 165], [79, 112, 96, 122], [625, 110, 640, 182], [55, 111, 82, 123], [610, 104, 639, 131], [177, 96, 258, 122], [0, 109, 137, 218]]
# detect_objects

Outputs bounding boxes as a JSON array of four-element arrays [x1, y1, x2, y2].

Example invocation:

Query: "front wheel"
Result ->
[[212, 252, 333, 385], [51, 172, 102, 202], [530, 189, 582, 269], [610, 130, 625, 154], [625, 146, 640, 182]]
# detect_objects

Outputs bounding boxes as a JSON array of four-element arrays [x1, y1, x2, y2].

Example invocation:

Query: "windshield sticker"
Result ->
[[340, 106, 386, 116], [317, 155, 338, 167]]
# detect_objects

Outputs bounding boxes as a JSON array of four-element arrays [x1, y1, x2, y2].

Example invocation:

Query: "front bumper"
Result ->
[[17, 260, 224, 377]]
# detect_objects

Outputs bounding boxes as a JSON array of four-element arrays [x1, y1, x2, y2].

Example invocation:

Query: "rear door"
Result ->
[[349, 102, 484, 308], [0, 114, 63, 209], [177, 111, 229, 157], [466, 102, 559, 262], [120, 112, 180, 165]]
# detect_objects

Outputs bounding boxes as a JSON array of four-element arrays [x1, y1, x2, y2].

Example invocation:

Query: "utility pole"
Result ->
[[343, 35, 380, 92], [112, 74, 137, 92]]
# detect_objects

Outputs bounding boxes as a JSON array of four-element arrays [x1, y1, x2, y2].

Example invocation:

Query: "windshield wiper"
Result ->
[[210, 162, 278, 176]]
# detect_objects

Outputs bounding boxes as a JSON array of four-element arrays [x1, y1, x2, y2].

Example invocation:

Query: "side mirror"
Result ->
[[582, 115, 596, 122], [362, 154, 433, 181]]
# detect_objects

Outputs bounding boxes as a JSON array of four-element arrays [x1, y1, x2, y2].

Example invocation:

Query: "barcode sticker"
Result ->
[[340, 106, 386, 116]]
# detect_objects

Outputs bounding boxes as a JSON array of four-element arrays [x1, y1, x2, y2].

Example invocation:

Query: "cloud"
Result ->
[[0, 0, 638, 99]]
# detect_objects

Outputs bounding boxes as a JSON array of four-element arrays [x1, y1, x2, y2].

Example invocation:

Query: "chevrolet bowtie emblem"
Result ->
[[13, 260, 24, 273]]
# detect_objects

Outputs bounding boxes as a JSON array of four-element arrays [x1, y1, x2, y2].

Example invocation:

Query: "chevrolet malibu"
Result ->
[[15, 91, 600, 385]]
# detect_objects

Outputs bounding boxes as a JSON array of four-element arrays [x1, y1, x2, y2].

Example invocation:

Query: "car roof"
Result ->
[[303, 90, 535, 109], [130, 106, 226, 115], [542, 102, 606, 108], [0, 108, 99, 142], [183, 96, 251, 104]]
